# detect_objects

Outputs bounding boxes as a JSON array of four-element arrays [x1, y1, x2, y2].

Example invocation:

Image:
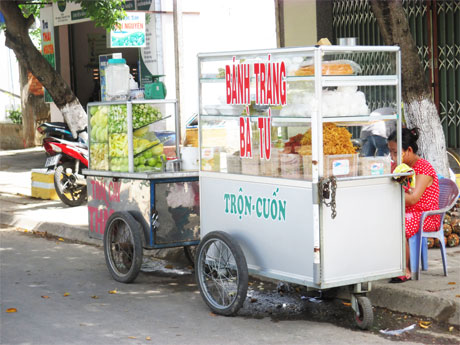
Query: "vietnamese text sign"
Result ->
[[226, 56, 287, 160], [52, 1, 90, 26], [40, 6, 55, 103], [110, 12, 146, 48]]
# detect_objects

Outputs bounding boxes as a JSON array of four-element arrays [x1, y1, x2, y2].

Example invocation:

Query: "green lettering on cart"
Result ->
[[223, 187, 287, 222]]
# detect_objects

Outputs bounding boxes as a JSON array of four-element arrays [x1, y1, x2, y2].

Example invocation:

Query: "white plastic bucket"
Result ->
[[106, 58, 130, 100]]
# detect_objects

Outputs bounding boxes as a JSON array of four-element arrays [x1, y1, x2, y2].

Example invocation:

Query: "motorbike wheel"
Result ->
[[54, 163, 87, 207]]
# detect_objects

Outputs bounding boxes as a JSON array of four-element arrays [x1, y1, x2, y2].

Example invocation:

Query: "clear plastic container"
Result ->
[[106, 58, 129, 100]]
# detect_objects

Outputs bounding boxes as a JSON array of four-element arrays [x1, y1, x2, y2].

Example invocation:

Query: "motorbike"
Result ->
[[37, 122, 88, 207]]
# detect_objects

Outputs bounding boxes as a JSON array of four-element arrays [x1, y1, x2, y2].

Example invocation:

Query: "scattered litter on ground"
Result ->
[[301, 296, 322, 303], [141, 259, 192, 275], [380, 324, 416, 336]]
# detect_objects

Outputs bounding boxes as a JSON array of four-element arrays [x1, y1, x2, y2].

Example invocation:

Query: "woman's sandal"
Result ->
[[389, 275, 411, 283]]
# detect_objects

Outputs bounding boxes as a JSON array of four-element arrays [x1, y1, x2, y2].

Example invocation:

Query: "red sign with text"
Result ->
[[226, 55, 286, 160]]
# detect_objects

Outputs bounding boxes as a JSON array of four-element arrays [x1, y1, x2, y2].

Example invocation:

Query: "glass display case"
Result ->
[[87, 99, 179, 174], [198, 46, 402, 181]]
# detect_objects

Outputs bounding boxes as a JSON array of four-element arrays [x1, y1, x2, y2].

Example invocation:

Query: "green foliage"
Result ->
[[0, 1, 126, 32], [6, 108, 23, 125], [77, 0, 126, 30]]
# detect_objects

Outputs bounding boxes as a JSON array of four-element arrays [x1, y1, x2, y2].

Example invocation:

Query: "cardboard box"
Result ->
[[31, 168, 59, 200], [226, 154, 241, 174], [241, 155, 260, 176], [280, 153, 302, 179], [303, 154, 358, 178], [260, 149, 281, 177], [359, 156, 391, 176]]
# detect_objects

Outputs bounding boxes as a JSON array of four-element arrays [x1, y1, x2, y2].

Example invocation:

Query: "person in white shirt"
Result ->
[[360, 120, 389, 156]]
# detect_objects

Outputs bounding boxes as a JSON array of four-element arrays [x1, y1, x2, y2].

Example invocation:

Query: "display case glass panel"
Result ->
[[198, 47, 401, 180], [88, 101, 177, 173]]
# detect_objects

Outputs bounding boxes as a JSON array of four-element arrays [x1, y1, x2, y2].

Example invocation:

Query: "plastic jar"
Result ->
[[106, 58, 130, 100]]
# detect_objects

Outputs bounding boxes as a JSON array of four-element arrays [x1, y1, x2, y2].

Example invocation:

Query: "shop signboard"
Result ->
[[40, 6, 55, 103], [52, 1, 90, 26], [109, 12, 146, 48]]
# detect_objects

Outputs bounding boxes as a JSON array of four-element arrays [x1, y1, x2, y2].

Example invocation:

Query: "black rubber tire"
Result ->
[[354, 295, 374, 330], [104, 212, 143, 283], [183, 245, 197, 267], [54, 164, 87, 207], [195, 231, 248, 316]]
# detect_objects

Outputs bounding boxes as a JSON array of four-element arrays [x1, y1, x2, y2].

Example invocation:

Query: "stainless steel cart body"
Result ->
[[86, 171, 200, 249], [200, 173, 403, 289]]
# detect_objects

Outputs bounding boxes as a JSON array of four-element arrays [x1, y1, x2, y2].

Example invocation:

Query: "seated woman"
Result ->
[[387, 128, 440, 283]]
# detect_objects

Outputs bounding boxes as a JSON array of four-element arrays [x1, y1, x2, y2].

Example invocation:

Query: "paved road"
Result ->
[[0, 228, 429, 345]]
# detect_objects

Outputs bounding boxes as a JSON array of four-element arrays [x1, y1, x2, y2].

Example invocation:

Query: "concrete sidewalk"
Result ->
[[1, 148, 459, 326]]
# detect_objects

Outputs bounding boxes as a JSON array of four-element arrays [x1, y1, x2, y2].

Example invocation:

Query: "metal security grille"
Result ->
[[332, 0, 460, 149], [436, 0, 460, 148]]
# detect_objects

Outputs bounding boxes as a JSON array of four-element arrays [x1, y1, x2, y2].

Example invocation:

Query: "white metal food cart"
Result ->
[[84, 99, 200, 283], [195, 46, 407, 329]]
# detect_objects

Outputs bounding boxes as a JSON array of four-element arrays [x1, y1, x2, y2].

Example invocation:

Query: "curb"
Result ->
[[370, 283, 460, 326], [0, 211, 100, 246]]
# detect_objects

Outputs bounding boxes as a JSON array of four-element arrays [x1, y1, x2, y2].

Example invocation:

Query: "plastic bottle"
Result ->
[[106, 58, 130, 100]]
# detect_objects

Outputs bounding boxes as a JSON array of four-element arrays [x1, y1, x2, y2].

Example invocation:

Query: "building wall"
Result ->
[[0, 31, 20, 123], [283, 0, 317, 47]]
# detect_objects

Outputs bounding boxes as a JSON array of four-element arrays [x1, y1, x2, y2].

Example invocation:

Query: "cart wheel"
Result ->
[[104, 212, 143, 283], [183, 245, 197, 267], [354, 296, 373, 330], [195, 231, 248, 316]]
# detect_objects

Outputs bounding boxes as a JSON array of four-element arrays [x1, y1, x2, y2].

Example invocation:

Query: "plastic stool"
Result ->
[[408, 231, 428, 280]]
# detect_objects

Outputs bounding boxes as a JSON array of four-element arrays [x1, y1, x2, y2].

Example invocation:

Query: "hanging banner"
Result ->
[[40, 6, 56, 103], [52, 1, 90, 26], [109, 12, 146, 48], [139, 5, 159, 87]]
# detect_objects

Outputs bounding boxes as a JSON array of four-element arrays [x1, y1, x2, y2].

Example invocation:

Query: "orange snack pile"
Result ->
[[298, 123, 356, 155]]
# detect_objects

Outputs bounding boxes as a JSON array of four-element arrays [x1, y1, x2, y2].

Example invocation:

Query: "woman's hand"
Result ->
[[405, 174, 433, 206]]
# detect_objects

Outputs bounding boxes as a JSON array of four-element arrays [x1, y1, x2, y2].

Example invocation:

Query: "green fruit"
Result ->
[[90, 115, 97, 127], [90, 107, 98, 115], [91, 126, 98, 141], [134, 127, 149, 137], [134, 157, 139, 166], [143, 150, 153, 159], [151, 144, 163, 156], [147, 157, 157, 166], [138, 157, 146, 165]]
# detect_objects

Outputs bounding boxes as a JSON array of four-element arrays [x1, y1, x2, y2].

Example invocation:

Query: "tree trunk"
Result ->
[[370, 0, 449, 177], [0, 1, 87, 139], [18, 63, 50, 148]]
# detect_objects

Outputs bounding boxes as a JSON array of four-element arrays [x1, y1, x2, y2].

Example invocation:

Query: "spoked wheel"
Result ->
[[104, 212, 143, 283], [195, 231, 248, 316], [54, 163, 87, 207], [354, 295, 374, 330]]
